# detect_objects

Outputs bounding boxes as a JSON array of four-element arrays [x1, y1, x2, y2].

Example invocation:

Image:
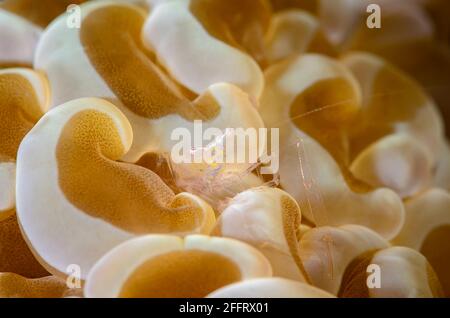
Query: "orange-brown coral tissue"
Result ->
[[0, 0, 449, 299]]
